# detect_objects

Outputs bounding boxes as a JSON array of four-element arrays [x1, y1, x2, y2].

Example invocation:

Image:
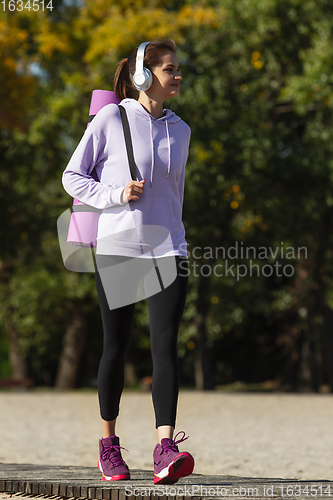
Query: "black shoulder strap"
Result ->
[[119, 105, 137, 181], [119, 105, 164, 291]]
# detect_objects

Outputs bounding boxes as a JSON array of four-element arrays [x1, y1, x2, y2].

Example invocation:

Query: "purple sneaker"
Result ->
[[153, 431, 194, 484], [98, 435, 130, 481]]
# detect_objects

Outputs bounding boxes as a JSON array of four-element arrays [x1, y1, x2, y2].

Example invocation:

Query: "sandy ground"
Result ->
[[0, 390, 332, 481]]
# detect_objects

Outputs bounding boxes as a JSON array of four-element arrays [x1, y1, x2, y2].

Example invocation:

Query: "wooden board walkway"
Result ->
[[0, 463, 332, 500]]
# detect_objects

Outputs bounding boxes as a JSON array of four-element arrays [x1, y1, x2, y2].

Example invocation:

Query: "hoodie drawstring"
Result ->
[[149, 115, 154, 188], [166, 120, 171, 178]]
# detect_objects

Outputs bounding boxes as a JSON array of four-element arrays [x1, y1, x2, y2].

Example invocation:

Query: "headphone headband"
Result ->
[[133, 41, 153, 91], [135, 41, 150, 75]]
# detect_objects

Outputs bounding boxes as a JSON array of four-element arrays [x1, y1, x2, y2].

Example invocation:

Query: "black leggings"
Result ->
[[95, 255, 188, 429]]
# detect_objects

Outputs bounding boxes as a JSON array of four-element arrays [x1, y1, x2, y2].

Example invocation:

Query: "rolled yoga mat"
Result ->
[[67, 90, 120, 247]]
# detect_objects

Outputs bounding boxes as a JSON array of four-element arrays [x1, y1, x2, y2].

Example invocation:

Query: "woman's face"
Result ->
[[148, 50, 182, 101]]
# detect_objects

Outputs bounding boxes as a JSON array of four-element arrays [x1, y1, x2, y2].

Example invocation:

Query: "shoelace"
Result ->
[[162, 430, 189, 453], [101, 443, 129, 467]]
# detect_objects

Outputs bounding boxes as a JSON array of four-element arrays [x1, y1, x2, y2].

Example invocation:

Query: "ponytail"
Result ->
[[113, 58, 138, 102]]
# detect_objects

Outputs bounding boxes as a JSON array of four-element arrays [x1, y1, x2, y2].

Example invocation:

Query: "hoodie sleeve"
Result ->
[[178, 163, 186, 213], [62, 117, 126, 209], [178, 125, 191, 211]]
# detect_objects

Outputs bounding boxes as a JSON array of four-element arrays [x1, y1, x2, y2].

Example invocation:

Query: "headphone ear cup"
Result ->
[[142, 67, 153, 90], [133, 67, 153, 91]]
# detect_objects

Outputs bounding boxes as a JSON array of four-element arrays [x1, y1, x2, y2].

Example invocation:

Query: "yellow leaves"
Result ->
[[195, 145, 211, 162], [251, 51, 264, 69], [0, 21, 28, 49], [80, 1, 224, 65], [0, 18, 28, 55], [324, 93, 333, 107], [209, 139, 225, 165], [0, 16, 38, 131], [1, 8, 70, 63], [253, 61, 263, 69], [224, 184, 244, 210], [233, 211, 267, 235], [211, 140, 223, 153], [83, 7, 175, 64], [230, 186, 242, 209], [35, 21, 70, 58], [81, 0, 113, 22], [178, 4, 223, 30], [3, 57, 16, 71], [211, 296, 219, 304], [62, 71, 89, 89]]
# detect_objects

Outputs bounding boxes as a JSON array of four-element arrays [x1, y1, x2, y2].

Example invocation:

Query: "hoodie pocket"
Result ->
[[139, 195, 178, 230], [99, 195, 179, 243]]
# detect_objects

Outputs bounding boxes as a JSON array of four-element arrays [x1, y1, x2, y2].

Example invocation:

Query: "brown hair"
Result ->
[[114, 39, 177, 101]]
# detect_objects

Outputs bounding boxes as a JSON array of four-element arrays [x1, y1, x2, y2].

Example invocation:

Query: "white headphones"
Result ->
[[132, 41, 153, 92]]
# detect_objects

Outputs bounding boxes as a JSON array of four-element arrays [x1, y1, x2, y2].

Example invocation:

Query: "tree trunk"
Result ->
[[311, 216, 333, 393], [7, 317, 29, 380], [55, 306, 87, 389], [321, 304, 333, 392], [194, 272, 214, 390]]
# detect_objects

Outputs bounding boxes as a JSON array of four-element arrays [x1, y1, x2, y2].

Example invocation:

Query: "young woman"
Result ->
[[62, 39, 194, 484]]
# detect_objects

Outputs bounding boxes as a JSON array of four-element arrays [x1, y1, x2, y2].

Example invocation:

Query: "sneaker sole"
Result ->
[[154, 453, 194, 485], [98, 459, 130, 481]]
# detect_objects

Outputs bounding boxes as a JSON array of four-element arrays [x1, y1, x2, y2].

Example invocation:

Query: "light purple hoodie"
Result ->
[[62, 98, 190, 258]]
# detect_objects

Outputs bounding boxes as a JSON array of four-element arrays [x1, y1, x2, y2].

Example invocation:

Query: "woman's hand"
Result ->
[[121, 179, 146, 203]]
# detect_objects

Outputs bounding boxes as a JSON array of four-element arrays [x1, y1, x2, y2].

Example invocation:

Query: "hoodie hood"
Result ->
[[120, 98, 181, 187], [120, 97, 181, 124]]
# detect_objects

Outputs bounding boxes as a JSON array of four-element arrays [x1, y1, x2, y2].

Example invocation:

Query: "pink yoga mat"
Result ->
[[88, 89, 120, 119], [67, 90, 120, 247]]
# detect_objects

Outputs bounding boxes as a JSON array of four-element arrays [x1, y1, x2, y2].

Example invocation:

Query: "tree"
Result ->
[[2, 0, 333, 391]]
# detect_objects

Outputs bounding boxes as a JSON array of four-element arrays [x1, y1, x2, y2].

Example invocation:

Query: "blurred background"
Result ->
[[1, 0, 333, 394]]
